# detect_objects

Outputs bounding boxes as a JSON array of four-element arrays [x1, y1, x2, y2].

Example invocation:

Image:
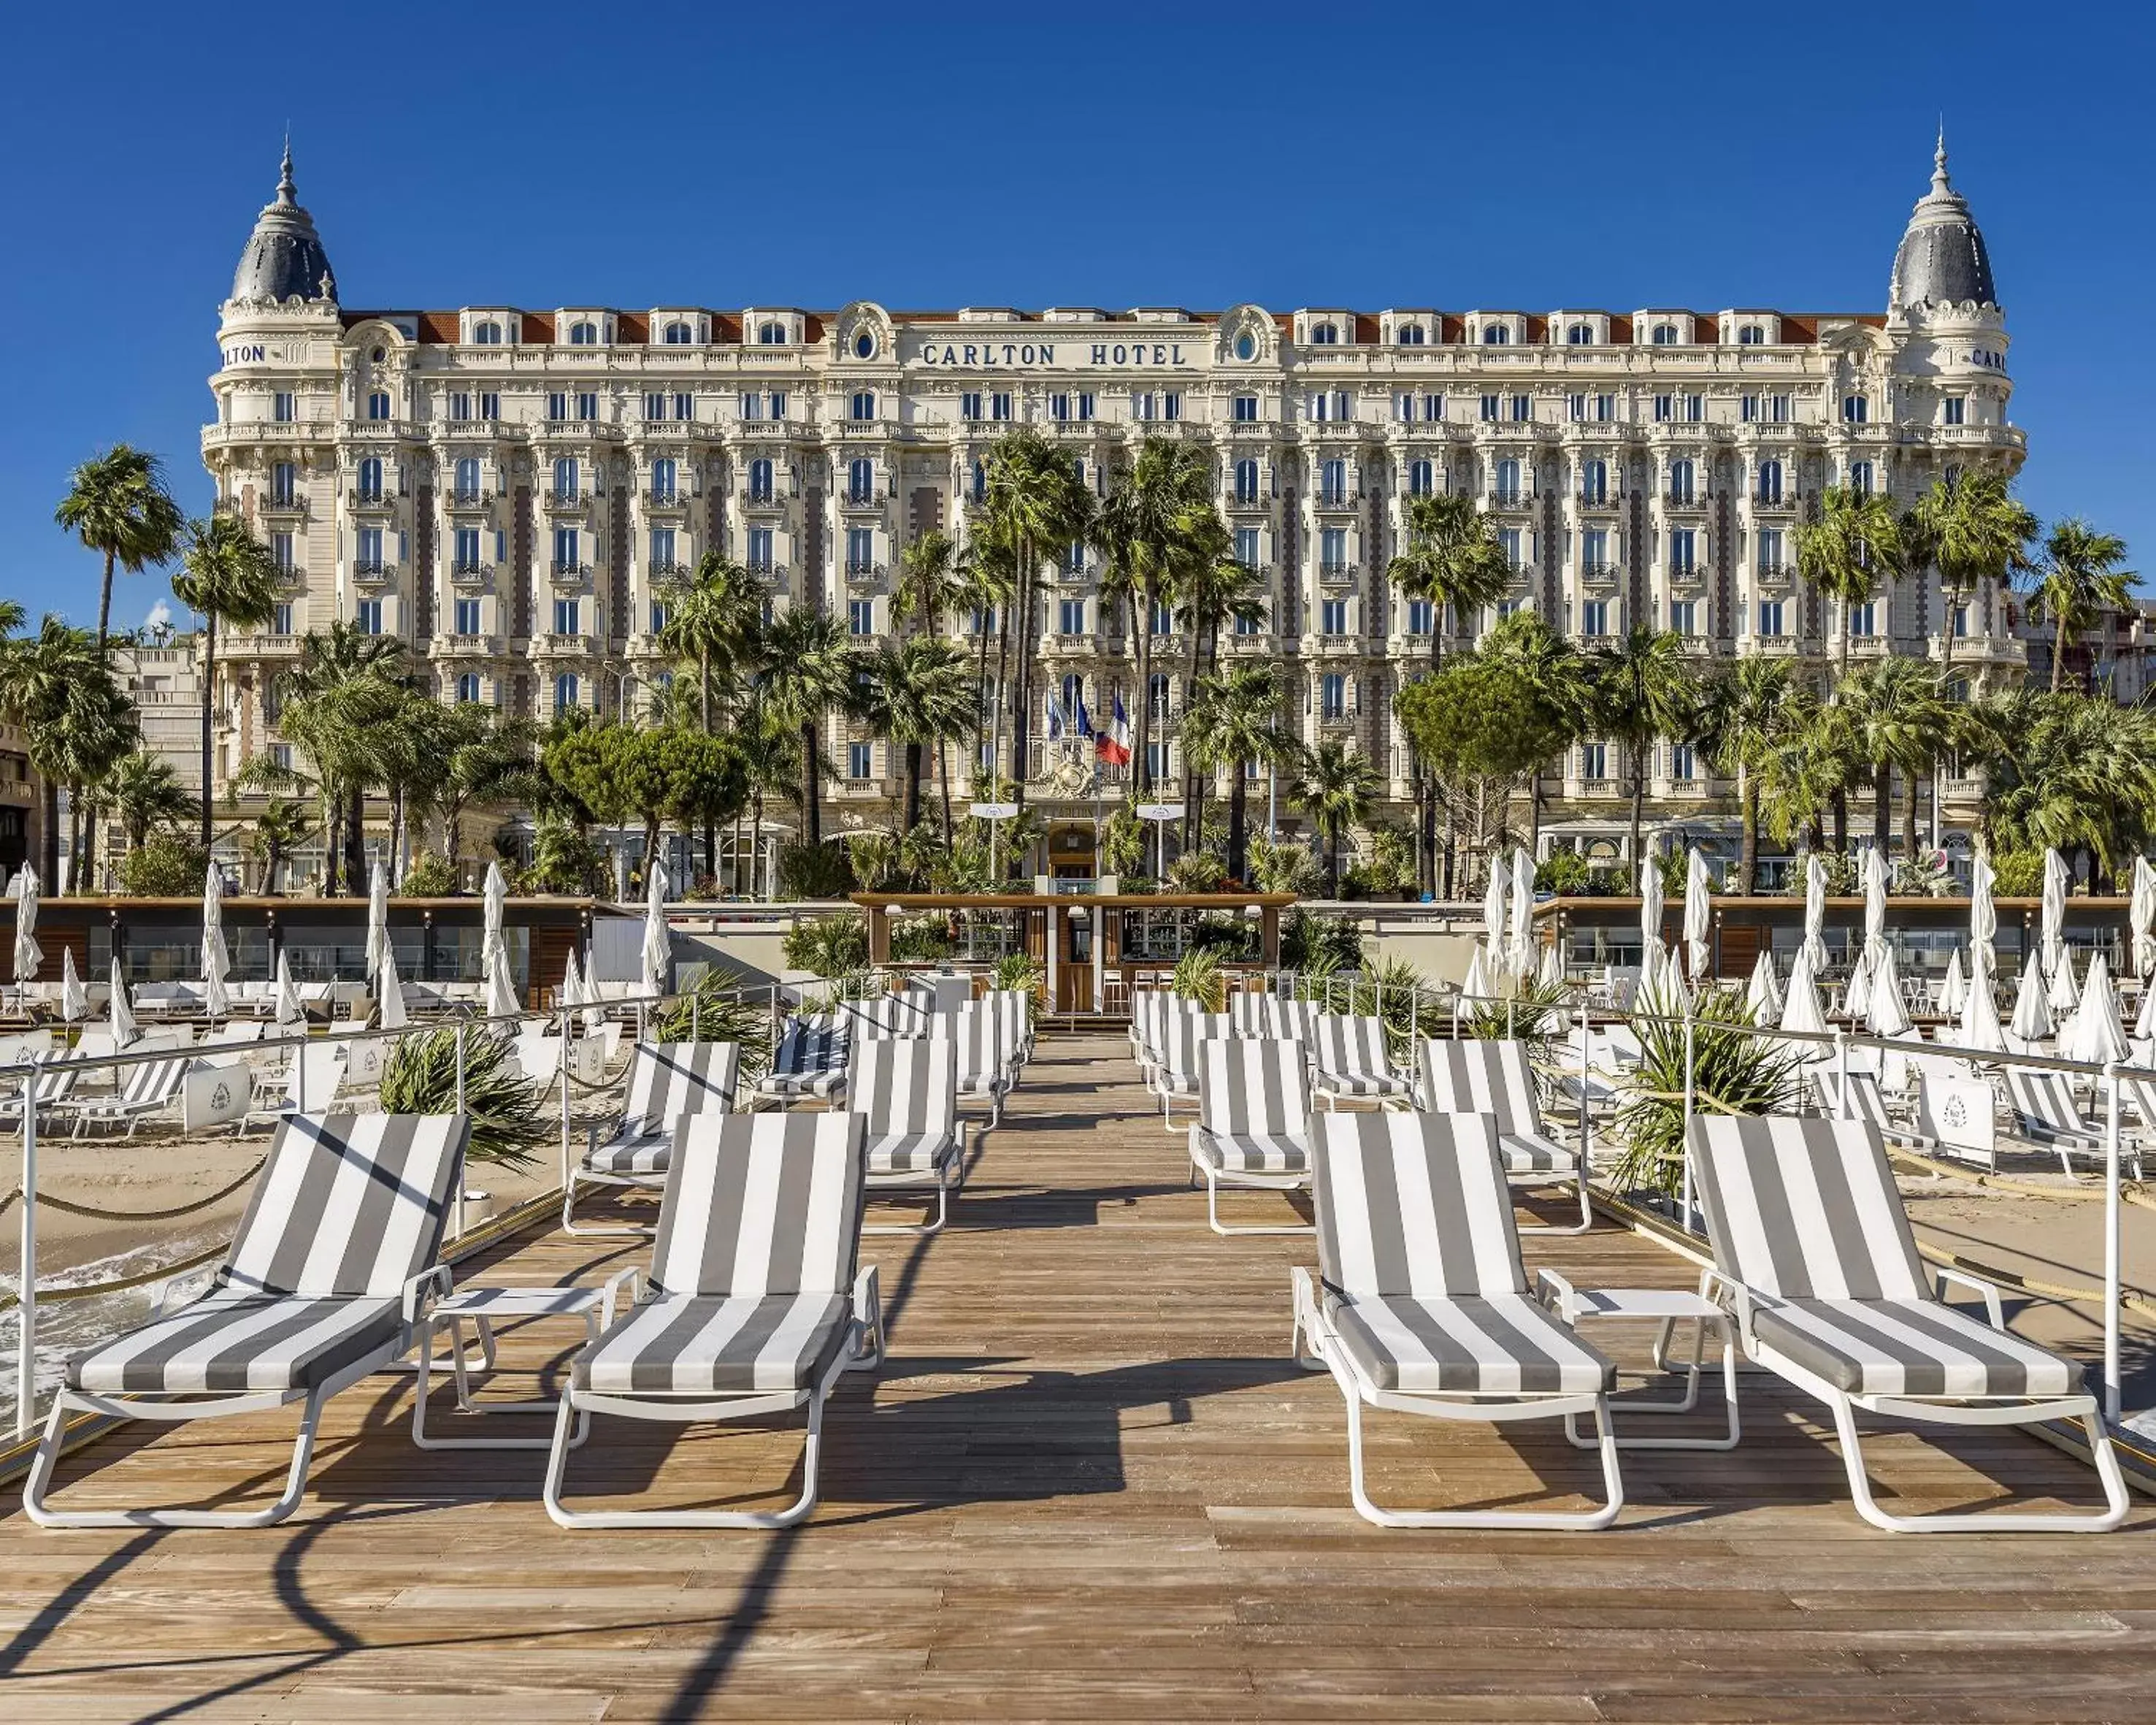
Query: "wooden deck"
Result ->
[[3, 1033, 2151, 1723]]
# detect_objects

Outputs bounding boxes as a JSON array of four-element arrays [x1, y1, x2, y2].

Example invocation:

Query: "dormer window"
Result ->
[[1233, 330, 1257, 361], [758, 321, 788, 345], [568, 321, 599, 345], [472, 320, 502, 345], [1738, 325, 1764, 345], [1396, 324, 1425, 346], [1310, 321, 1339, 345], [853, 329, 877, 359], [1481, 325, 1511, 345], [662, 321, 694, 345], [1567, 324, 1594, 345], [1651, 324, 1679, 345]]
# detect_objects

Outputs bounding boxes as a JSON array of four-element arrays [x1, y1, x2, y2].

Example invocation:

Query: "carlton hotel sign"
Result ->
[[908, 332, 1201, 370]]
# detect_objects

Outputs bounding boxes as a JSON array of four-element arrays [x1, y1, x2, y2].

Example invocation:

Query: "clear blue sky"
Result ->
[[4, 2, 2149, 630]]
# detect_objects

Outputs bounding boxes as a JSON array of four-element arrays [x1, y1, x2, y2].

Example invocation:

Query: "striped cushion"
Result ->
[[1689, 1117, 1929, 1301], [1160, 1013, 1232, 1082], [1418, 1038, 1546, 1141], [1311, 1016, 1400, 1092], [1751, 1298, 2081, 1398], [1193, 1128, 1310, 1174], [764, 1017, 851, 1087], [1317, 1071, 1415, 1098], [216, 1112, 466, 1300], [864, 1130, 958, 1174], [647, 1112, 865, 1299], [1327, 1292, 1613, 1394], [1229, 992, 1270, 1036], [759, 1066, 848, 1100], [626, 1040, 739, 1135], [574, 1293, 850, 1394], [1811, 1067, 1894, 1133], [584, 1133, 671, 1177], [1263, 999, 1319, 1041], [847, 1038, 957, 1136], [2007, 1069, 2098, 1146], [1197, 1037, 1309, 1137], [1497, 1130, 1576, 1175], [841, 994, 939, 1039], [1316, 1112, 1526, 1299], [68, 1293, 401, 1393], [927, 1006, 1008, 1092]]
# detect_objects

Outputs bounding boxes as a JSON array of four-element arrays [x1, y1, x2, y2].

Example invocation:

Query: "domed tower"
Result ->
[[1889, 130, 1996, 316], [229, 142, 337, 307]]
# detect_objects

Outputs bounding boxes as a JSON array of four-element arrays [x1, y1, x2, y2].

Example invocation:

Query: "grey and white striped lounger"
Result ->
[[1689, 1113, 2129, 1531], [48, 1039, 195, 1139], [1262, 997, 1319, 1043], [1229, 990, 1271, 1036], [1292, 1109, 1622, 1529], [2005, 1067, 2141, 1179], [928, 1003, 1013, 1126], [1150, 1011, 1232, 1132], [1811, 1065, 1936, 1152], [26, 1110, 468, 1528], [1189, 1036, 1313, 1236], [1308, 1014, 1414, 1110], [544, 1110, 881, 1529], [1417, 1038, 1592, 1233], [563, 1039, 741, 1235], [987, 987, 1033, 1070], [848, 1036, 965, 1235], [751, 1014, 851, 1107]]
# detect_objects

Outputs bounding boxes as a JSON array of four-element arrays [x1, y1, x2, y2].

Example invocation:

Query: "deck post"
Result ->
[[2105, 1059, 2122, 1423], [15, 1064, 36, 1438]]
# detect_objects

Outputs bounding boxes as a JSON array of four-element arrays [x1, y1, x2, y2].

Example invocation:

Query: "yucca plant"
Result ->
[[1170, 944, 1228, 1012], [1342, 955, 1447, 1060], [1466, 974, 1570, 1068], [653, 965, 772, 1077], [1610, 985, 1804, 1199], [379, 1027, 549, 1168], [991, 951, 1043, 995]]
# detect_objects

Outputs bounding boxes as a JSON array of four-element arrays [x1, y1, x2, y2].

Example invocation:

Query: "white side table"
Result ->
[[1538, 1270, 1740, 1451], [412, 1285, 612, 1450]]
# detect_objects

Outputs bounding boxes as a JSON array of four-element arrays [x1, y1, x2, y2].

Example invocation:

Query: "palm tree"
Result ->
[[1906, 470, 2037, 684], [1795, 483, 1905, 677], [1292, 738, 1379, 898], [0, 610, 87, 885], [272, 623, 411, 892], [170, 515, 283, 849], [954, 516, 1018, 797], [1181, 662, 1292, 884], [55, 445, 186, 656], [861, 636, 975, 834], [1586, 625, 1695, 867], [1098, 438, 1213, 797], [1837, 657, 1950, 856], [659, 551, 764, 877], [428, 705, 535, 884], [1476, 611, 1590, 852], [48, 679, 139, 892], [2024, 519, 2134, 692], [734, 699, 797, 897], [96, 750, 198, 854], [239, 796, 314, 894], [1169, 513, 1267, 847], [1752, 686, 1838, 858], [892, 528, 975, 828], [758, 605, 860, 849], [1688, 655, 1799, 893], [982, 431, 1093, 806]]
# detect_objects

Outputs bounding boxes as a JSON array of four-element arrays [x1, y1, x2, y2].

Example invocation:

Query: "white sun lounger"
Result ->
[[1689, 1113, 2130, 1532], [1416, 1039, 1592, 1233], [543, 1110, 881, 1529], [927, 1003, 1013, 1126], [1307, 1014, 1414, 1110], [1811, 1066, 1938, 1152], [750, 1014, 851, 1108], [1150, 1011, 1231, 1131], [26, 1110, 467, 1527], [47, 1039, 196, 1138], [2006, 1067, 2142, 1179], [563, 1039, 741, 1236], [1292, 1109, 1622, 1529], [1189, 1036, 1313, 1236], [849, 1036, 965, 1236]]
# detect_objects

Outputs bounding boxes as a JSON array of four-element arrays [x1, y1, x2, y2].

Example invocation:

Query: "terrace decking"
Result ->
[[2, 1033, 2150, 1723]]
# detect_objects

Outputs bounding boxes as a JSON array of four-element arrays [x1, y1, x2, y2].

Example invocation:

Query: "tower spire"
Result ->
[[1933, 120, 1950, 193], [277, 129, 296, 206]]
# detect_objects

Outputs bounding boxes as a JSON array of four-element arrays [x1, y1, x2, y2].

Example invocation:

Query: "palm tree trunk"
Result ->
[[1133, 592, 1154, 796], [1628, 773, 1643, 872], [751, 789, 766, 898], [1227, 767, 1248, 884], [903, 741, 923, 832], [1830, 789, 1847, 857], [642, 815, 661, 877], [199, 616, 218, 851], [991, 604, 1013, 795], [937, 737, 953, 841], [1738, 768, 1758, 896], [346, 784, 365, 893], [96, 548, 115, 657], [41, 779, 59, 891], [700, 651, 716, 882], [2049, 629, 2066, 694], [1327, 814, 1343, 897], [1873, 760, 1892, 852], [1181, 622, 1203, 850], [799, 719, 821, 847], [1010, 538, 1034, 808], [1901, 769, 1919, 861]]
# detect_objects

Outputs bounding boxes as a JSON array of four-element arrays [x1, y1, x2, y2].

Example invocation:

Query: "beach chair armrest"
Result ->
[[852, 1263, 881, 1326], [599, 1266, 642, 1327], [1700, 1267, 1762, 1350], [404, 1263, 452, 1324], [1933, 1264, 2007, 1330], [1533, 1266, 1578, 1316]]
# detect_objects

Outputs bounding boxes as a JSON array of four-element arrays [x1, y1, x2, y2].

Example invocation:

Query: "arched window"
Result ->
[[366, 390, 391, 421], [1396, 323, 1424, 346], [356, 456, 382, 502], [651, 456, 677, 502], [850, 391, 875, 421], [757, 321, 787, 345], [453, 456, 480, 500], [1408, 458, 1432, 497], [748, 459, 773, 502], [1651, 324, 1678, 345], [1495, 459, 1520, 504], [1738, 324, 1764, 345], [663, 321, 693, 345], [455, 673, 481, 704], [1309, 321, 1338, 345], [1234, 459, 1259, 504], [1848, 460, 1875, 496], [970, 459, 986, 503], [553, 456, 578, 500], [554, 673, 580, 711], [1756, 459, 1783, 505], [472, 320, 502, 345], [853, 329, 877, 359], [848, 457, 873, 503], [1481, 324, 1511, 345], [1581, 459, 1607, 505], [568, 321, 598, 345], [1669, 459, 1695, 504], [1060, 674, 1086, 722], [1148, 673, 1170, 719], [1842, 394, 1869, 424], [1567, 324, 1594, 345]]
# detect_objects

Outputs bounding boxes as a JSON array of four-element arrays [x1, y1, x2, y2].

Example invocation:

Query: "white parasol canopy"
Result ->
[[1639, 854, 1663, 962], [1481, 851, 1509, 952], [1957, 951, 2007, 1053], [2133, 856, 2156, 981], [60, 946, 85, 1022], [2047, 948, 2080, 1017], [376, 945, 408, 1031], [2040, 848, 2070, 979], [480, 860, 517, 1017], [274, 949, 304, 1026], [202, 861, 231, 1019], [2139, 968, 2156, 1042], [105, 957, 137, 1048], [1844, 949, 1874, 1022], [2009, 962, 2055, 1043], [1746, 949, 1783, 1023], [1862, 849, 1890, 965], [1802, 852, 1828, 969], [1536, 938, 1563, 991], [1779, 948, 1829, 1040], [11, 865, 41, 985], [1969, 853, 1998, 977], [1459, 943, 1492, 1009], [1865, 944, 1913, 1039], [641, 854, 671, 1000], [1508, 844, 1535, 976], [1682, 847, 1713, 984], [2061, 951, 2128, 1066], [1939, 949, 1968, 1020], [365, 857, 392, 982]]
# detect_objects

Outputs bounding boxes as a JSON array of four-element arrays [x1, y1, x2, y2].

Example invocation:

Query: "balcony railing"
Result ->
[[645, 489, 688, 509], [1319, 562, 1357, 584], [345, 489, 394, 508], [1662, 491, 1702, 508], [352, 562, 395, 582], [544, 489, 587, 509], [1486, 491, 1530, 510], [1752, 491, 1792, 508], [549, 561, 593, 580], [1579, 560, 1621, 581], [448, 489, 494, 510], [449, 561, 491, 581], [647, 560, 692, 581], [1576, 490, 1613, 508], [1756, 561, 1794, 580]]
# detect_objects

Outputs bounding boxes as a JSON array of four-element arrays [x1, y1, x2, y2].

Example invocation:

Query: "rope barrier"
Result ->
[[1887, 1144, 2156, 1212], [1914, 1240, 2156, 1323], [0, 1156, 269, 1223], [0, 1240, 229, 1315]]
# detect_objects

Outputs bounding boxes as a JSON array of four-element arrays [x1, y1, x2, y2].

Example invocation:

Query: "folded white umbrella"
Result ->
[[365, 857, 392, 982], [60, 946, 85, 1022], [1482, 852, 1509, 952], [485, 940, 520, 1020], [1957, 952, 2008, 1053], [2139, 973, 2156, 1042], [274, 950, 304, 1027], [2061, 951, 2128, 1066], [202, 862, 231, 1018], [1939, 949, 1968, 1020], [1779, 949, 1829, 1039], [2047, 949, 2079, 1017], [105, 957, 137, 1048], [1639, 854, 1662, 963], [1969, 853, 1998, 977], [1844, 949, 1873, 1021], [1508, 844, 1534, 977], [2133, 856, 2156, 980], [2041, 848, 2070, 979], [1802, 852, 1828, 969], [640, 854, 671, 999], [1862, 849, 1890, 961], [562, 946, 605, 1031], [12, 865, 42, 985], [1535, 938, 1563, 991], [1865, 944, 1913, 1039], [1682, 847, 1712, 984], [1460, 942, 1492, 1005], [376, 946, 408, 1031], [1746, 950, 1783, 1023], [2009, 961, 2054, 1042]]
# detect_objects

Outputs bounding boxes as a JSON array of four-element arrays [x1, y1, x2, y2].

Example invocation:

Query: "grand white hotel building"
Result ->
[[203, 142, 2022, 884]]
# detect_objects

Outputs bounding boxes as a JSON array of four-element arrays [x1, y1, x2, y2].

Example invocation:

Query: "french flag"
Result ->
[[1096, 692, 1132, 767]]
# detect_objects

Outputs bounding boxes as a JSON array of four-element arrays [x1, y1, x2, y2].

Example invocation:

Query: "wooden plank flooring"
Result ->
[[2, 1033, 2151, 1723]]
